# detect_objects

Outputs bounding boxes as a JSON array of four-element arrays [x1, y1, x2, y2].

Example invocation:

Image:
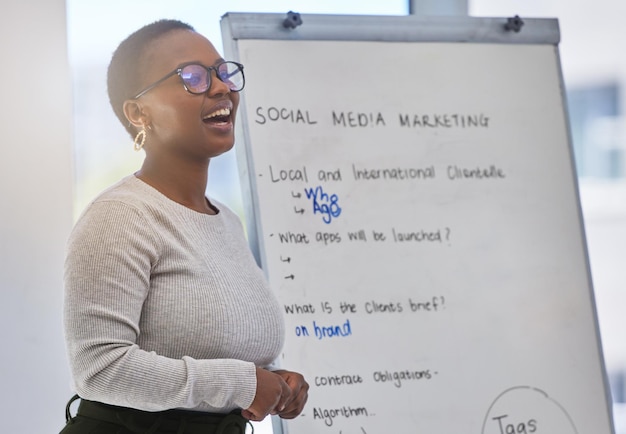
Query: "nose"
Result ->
[[206, 69, 230, 97]]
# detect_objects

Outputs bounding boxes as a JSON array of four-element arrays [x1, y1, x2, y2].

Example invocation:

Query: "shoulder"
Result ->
[[211, 198, 246, 230], [77, 175, 173, 222], [211, 198, 238, 219], [89, 175, 157, 211], [69, 176, 162, 247]]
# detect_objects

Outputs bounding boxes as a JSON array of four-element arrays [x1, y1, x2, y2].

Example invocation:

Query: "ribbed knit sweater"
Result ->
[[63, 175, 285, 413]]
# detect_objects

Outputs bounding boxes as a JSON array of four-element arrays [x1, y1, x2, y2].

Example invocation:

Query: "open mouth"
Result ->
[[203, 108, 231, 124]]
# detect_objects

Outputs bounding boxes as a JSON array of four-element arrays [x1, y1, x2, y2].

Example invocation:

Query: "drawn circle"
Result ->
[[481, 386, 578, 434]]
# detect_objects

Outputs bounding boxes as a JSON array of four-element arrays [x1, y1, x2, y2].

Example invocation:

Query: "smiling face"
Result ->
[[129, 29, 240, 161]]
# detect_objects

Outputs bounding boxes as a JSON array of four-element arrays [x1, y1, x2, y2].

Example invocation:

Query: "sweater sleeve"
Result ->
[[63, 200, 257, 411]]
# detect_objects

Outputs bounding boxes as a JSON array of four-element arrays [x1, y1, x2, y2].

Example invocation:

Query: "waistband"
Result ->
[[72, 396, 249, 434]]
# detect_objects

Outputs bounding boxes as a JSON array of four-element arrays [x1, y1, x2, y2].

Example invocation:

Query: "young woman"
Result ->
[[60, 19, 308, 434]]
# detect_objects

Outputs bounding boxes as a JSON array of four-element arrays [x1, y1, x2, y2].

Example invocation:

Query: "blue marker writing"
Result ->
[[304, 185, 342, 224]]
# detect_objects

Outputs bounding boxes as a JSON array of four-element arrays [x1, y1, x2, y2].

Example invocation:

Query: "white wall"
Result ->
[[0, 0, 74, 431]]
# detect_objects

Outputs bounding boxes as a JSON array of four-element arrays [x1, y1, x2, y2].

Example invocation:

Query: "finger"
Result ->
[[278, 386, 309, 419], [272, 379, 292, 414], [274, 371, 305, 401], [285, 378, 303, 397], [241, 409, 256, 420], [243, 407, 267, 421], [242, 413, 259, 421]]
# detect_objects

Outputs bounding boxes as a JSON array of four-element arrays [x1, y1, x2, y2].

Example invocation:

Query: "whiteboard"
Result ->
[[221, 13, 614, 434]]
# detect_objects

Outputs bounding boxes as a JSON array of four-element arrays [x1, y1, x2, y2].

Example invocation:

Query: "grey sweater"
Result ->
[[64, 175, 284, 412]]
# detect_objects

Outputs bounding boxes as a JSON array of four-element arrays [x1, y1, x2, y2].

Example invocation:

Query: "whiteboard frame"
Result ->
[[219, 12, 614, 434], [221, 12, 560, 44]]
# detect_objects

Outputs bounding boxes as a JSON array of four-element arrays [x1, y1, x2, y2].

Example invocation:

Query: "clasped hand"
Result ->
[[242, 368, 309, 421]]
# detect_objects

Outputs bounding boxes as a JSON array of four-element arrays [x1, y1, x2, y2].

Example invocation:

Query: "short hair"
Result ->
[[107, 19, 195, 137]]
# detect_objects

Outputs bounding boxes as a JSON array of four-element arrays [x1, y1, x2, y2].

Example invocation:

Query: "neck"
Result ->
[[136, 156, 215, 214]]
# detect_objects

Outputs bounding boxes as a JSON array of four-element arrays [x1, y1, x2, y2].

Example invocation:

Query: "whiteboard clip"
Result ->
[[504, 15, 524, 33], [283, 11, 303, 29]]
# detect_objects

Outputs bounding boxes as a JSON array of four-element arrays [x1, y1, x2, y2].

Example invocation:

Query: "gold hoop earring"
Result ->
[[133, 127, 147, 151]]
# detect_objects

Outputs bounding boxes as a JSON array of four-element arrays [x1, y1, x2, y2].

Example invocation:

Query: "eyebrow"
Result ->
[[175, 58, 226, 69]]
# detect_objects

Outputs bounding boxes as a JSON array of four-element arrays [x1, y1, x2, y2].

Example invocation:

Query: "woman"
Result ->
[[60, 19, 308, 434]]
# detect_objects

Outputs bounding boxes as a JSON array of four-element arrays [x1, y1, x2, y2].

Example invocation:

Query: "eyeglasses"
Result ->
[[133, 61, 245, 99]]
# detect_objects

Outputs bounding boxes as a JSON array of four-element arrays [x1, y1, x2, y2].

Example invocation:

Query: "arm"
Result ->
[[64, 200, 256, 411]]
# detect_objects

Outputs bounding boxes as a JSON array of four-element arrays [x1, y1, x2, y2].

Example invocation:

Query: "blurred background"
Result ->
[[1, 1, 624, 432]]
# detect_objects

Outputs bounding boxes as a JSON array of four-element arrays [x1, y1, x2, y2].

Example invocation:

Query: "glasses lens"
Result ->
[[217, 62, 245, 92], [180, 64, 209, 93]]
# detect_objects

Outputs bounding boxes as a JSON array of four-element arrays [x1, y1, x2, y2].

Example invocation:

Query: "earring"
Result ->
[[133, 126, 147, 151]]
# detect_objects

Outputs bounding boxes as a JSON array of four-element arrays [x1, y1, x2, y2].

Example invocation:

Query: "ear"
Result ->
[[123, 99, 150, 130]]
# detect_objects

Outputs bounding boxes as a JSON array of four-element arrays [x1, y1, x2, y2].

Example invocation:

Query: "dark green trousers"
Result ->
[[59, 395, 250, 434]]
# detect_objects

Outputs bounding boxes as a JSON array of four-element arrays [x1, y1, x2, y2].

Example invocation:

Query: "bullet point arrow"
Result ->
[[284, 274, 295, 280], [294, 207, 305, 214], [280, 256, 291, 263], [292, 191, 302, 198]]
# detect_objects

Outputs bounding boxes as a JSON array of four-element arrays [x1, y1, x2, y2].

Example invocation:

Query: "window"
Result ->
[[567, 82, 624, 179]]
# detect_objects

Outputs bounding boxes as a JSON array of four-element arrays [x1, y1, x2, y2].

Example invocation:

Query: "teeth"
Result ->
[[204, 108, 231, 119]]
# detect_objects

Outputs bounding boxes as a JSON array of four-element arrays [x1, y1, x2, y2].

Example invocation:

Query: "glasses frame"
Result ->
[[132, 61, 245, 99]]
